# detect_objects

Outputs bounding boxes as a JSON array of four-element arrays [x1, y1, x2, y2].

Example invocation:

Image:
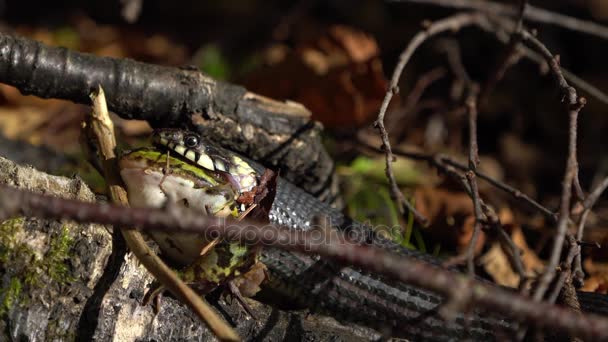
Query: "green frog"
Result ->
[[119, 148, 264, 298]]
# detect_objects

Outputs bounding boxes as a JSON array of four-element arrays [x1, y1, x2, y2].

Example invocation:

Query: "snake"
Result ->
[[118, 128, 608, 341]]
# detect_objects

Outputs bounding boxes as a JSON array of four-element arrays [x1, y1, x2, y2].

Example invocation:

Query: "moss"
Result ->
[[0, 218, 75, 317], [46, 316, 76, 341], [0, 278, 22, 317], [0, 218, 24, 264], [45, 224, 75, 284]]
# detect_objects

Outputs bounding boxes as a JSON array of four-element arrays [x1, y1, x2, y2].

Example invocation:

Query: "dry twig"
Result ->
[[572, 176, 608, 284], [479, 0, 526, 105], [517, 30, 587, 303], [371, 6, 591, 320], [463, 92, 483, 276], [395, 1, 608, 106], [374, 12, 494, 228], [394, 0, 608, 41]]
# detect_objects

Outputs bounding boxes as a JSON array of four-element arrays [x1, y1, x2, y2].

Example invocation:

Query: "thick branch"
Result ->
[[0, 32, 334, 197]]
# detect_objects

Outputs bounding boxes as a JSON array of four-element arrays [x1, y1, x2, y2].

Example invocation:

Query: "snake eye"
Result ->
[[184, 134, 199, 148]]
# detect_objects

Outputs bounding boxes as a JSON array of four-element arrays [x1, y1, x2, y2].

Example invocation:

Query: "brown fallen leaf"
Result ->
[[481, 242, 520, 288], [414, 186, 484, 254], [587, 0, 608, 20], [243, 25, 387, 128], [583, 258, 608, 294], [480, 210, 544, 287], [15, 14, 189, 65], [510, 224, 545, 274], [0, 104, 86, 154]]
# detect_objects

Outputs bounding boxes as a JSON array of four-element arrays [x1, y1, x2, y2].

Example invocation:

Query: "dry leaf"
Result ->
[[587, 0, 608, 20], [583, 258, 608, 293], [480, 218, 544, 287], [112, 115, 153, 137], [414, 186, 484, 253], [481, 242, 520, 287], [511, 225, 545, 274], [243, 25, 387, 128]]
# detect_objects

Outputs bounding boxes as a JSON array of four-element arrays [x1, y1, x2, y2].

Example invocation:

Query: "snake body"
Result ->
[[151, 129, 608, 340]]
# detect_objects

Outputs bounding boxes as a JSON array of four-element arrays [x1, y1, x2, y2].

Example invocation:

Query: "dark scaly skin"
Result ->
[[262, 182, 510, 340], [263, 158, 608, 339]]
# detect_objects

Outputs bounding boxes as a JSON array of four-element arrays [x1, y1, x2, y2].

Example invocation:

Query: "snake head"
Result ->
[[152, 128, 257, 193]]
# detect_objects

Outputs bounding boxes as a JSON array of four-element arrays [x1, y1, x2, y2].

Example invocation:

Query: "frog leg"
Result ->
[[222, 203, 265, 319], [157, 150, 176, 204], [227, 280, 256, 319], [143, 282, 164, 314]]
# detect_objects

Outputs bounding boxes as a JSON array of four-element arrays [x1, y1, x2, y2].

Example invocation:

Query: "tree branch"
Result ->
[[394, 0, 608, 41]]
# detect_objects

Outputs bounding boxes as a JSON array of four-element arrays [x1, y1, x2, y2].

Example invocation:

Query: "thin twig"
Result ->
[[561, 69, 608, 106], [547, 236, 581, 304], [378, 26, 588, 294], [517, 29, 587, 303], [358, 137, 558, 222], [372, 8, 591, 328], [393, 0, 608, 41], [485, 15, 608, 106], [573, 169, 586, 201], [479, 0, 526, 106], [3, 184, 608, 340], [573, 176, 608, 285], [466, 94, 480, 171], [464, 90, 483, 276], [573, 209, 591, 286], [483, 204, 528, 284], [374, 12, 494, 227], [465, 171, 483, 275], [468, 0, 530, 287], [582, 175, 608, 210], [439, 155, 557, 221], [360, 136, 532, 284], [359, 129, 545, 284], [389, 67, 447, 138], [436, 38, 472, 98]]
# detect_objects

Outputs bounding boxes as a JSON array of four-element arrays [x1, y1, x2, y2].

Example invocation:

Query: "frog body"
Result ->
[[119, 148, 261, 294]]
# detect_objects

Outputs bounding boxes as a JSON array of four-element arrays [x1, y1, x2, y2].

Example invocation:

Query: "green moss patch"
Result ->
[[0, 218, 75, 317], [0, 277, 22, 317]]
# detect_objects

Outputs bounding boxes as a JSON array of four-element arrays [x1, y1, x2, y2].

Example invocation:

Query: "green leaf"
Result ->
[[350, 156, 420, 185], [53, 27, 80, 50], [196, 44, 230, 80]]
